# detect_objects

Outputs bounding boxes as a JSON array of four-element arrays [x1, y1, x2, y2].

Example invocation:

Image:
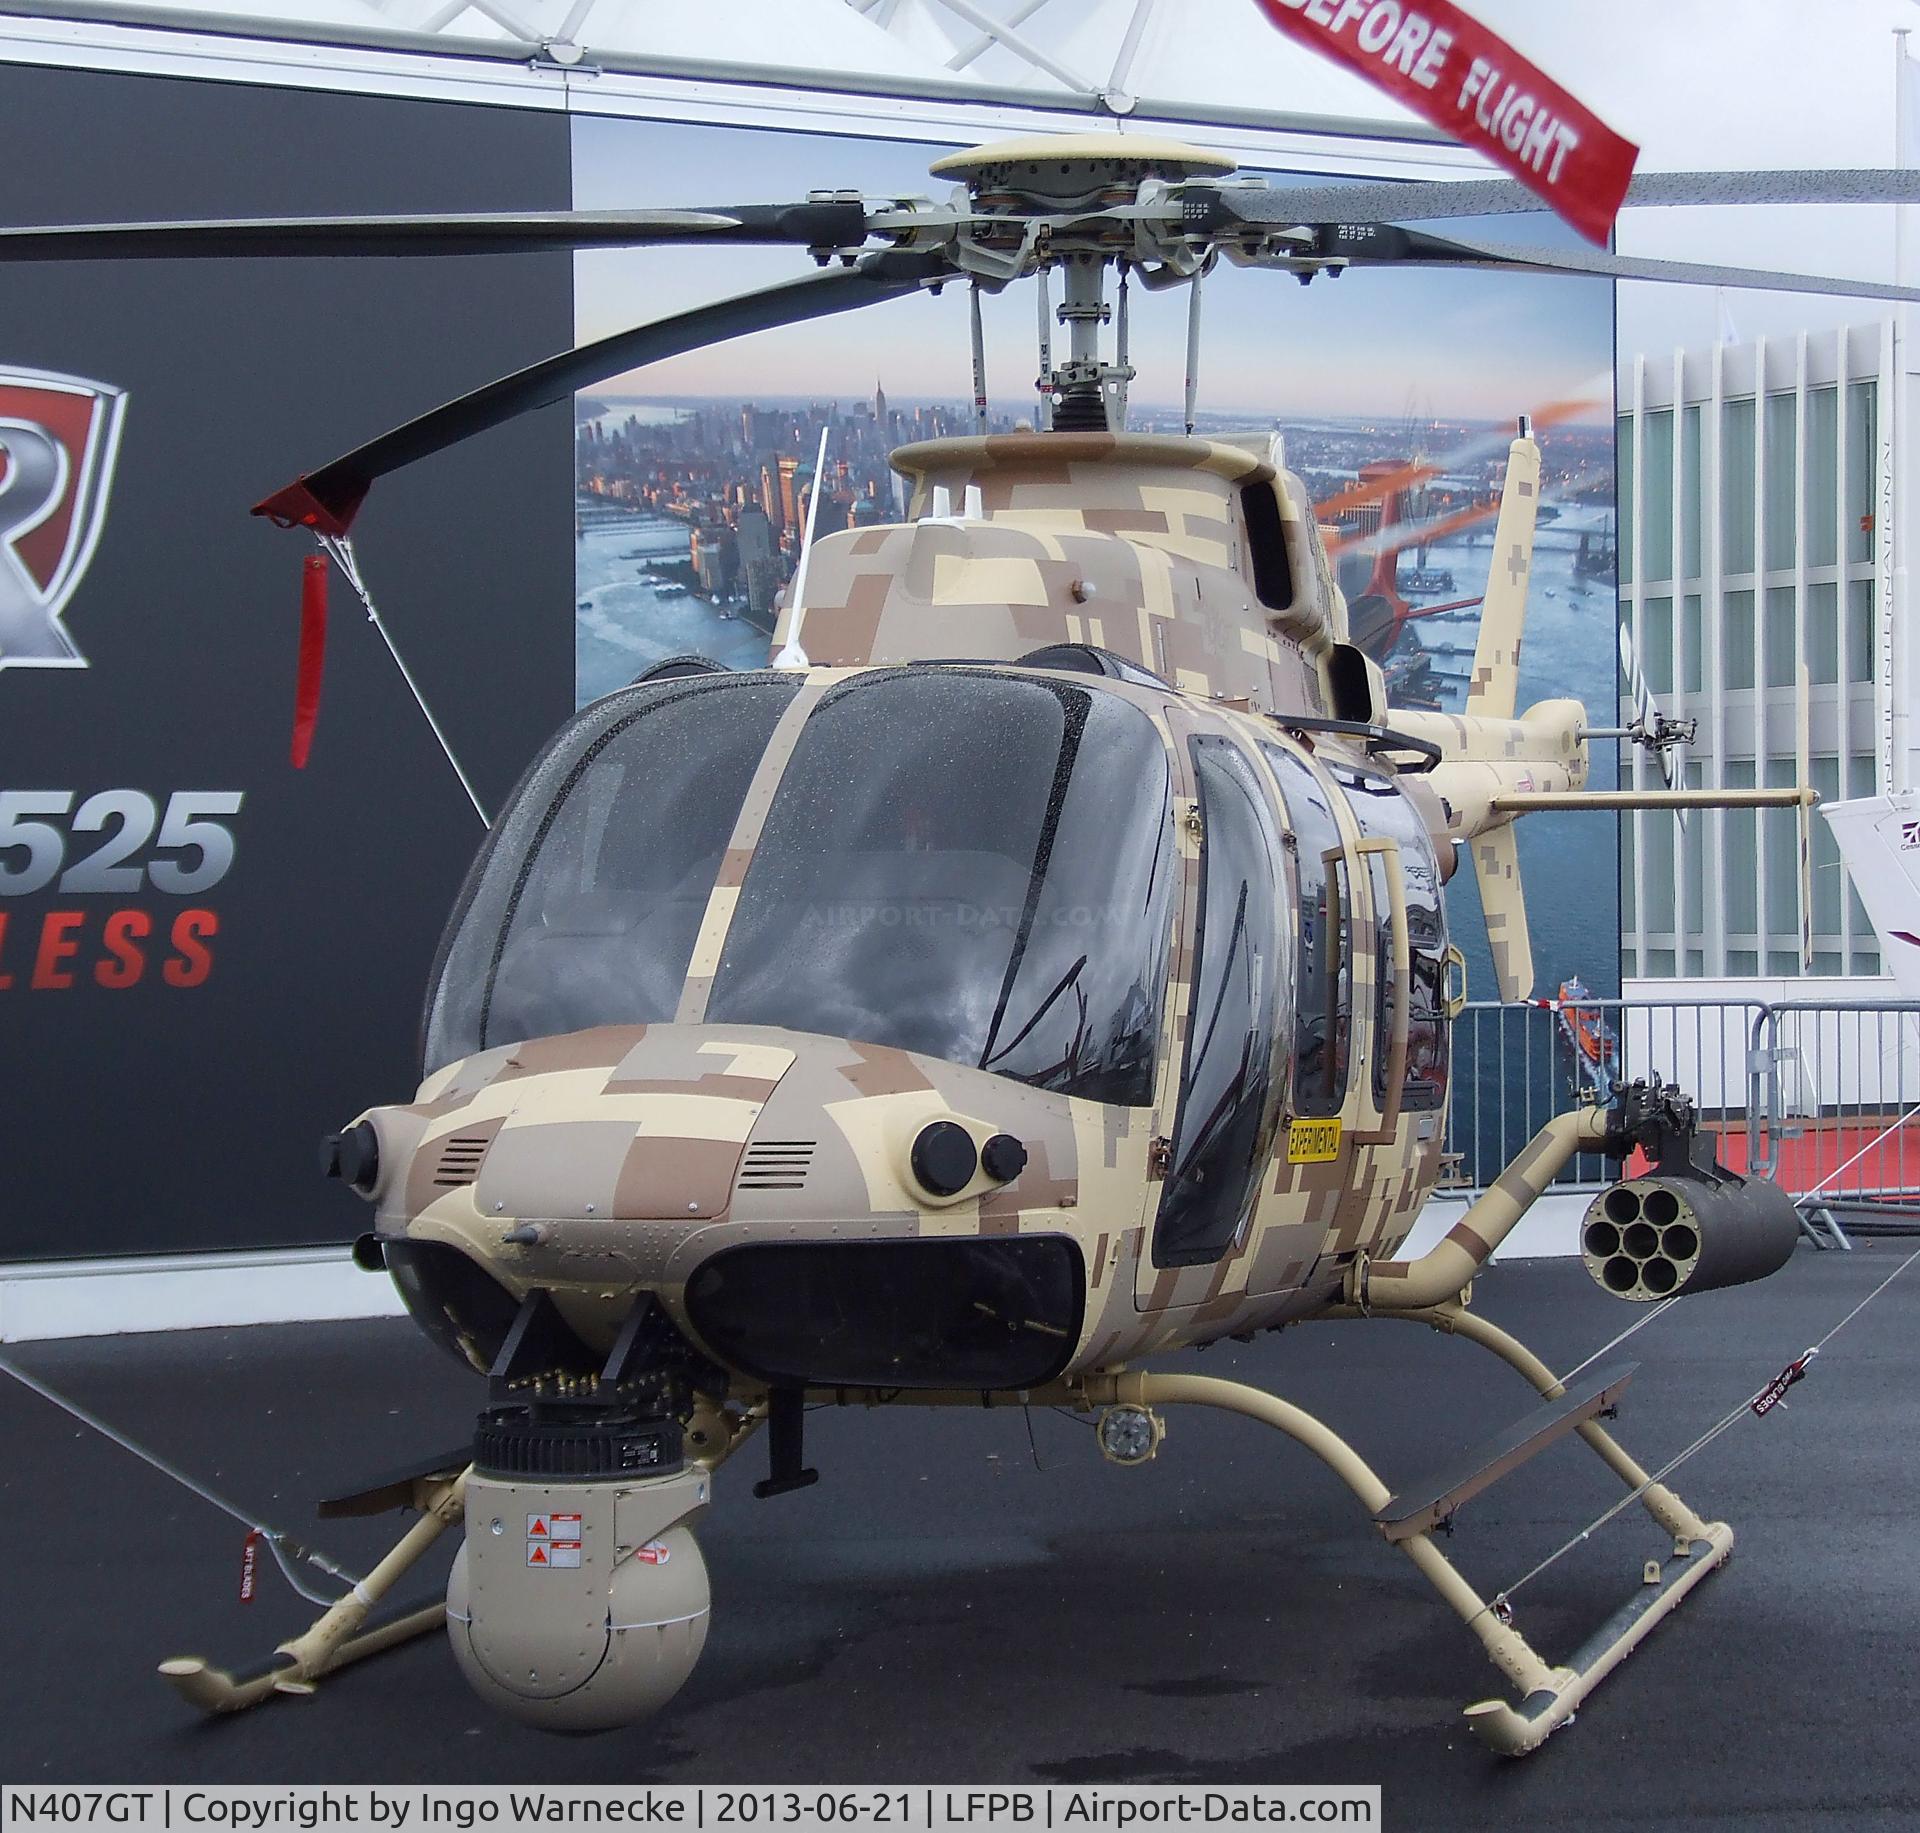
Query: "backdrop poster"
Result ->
[[0, 64, 575, 1259], [569, 114, 1620, 1158]]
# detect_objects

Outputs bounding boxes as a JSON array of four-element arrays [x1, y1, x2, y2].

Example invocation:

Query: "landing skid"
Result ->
[[157, 1399, 764, 1717], [159, 1317, 1727, 1754], [1079, 1299, 1731, 1756], [157, 1471, 465, 1713]]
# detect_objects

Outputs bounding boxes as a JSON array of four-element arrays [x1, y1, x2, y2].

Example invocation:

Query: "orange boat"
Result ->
[[1557, 974, 1619, 1101]]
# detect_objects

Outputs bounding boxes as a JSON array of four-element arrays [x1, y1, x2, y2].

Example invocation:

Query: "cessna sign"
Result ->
[[0, 364, 127, 670]]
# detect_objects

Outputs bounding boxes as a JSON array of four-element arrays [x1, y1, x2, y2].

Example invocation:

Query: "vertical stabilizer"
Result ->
[[1472, 823, 1535, 1002], [1466, 428, 1542, 719]]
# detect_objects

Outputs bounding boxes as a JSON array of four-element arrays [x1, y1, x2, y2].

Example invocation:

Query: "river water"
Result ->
[[574, 513, 772, 706]]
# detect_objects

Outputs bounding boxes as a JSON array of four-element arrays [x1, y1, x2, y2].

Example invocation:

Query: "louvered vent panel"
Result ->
[[737, 1141, 816, 1190], [433, 1135, 493, 1188]]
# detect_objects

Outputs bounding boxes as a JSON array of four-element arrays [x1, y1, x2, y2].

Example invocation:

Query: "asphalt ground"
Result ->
[[3, 1243, 1918, 1829]]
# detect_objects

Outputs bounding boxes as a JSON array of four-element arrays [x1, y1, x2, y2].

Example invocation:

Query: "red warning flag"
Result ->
[[1248, 0, 1638, 245], [291, 554, 328, 769]]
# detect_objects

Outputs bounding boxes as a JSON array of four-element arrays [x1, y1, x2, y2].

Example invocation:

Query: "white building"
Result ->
[[1619, 323, 1892, 983]]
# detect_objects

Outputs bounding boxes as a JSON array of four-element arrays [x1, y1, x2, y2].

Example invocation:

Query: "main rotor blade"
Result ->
[[0, 201, 876, 262], [256, 247, 950, 537], [1327, 226, 1920, 303], [1208, 168, 1920, 231]]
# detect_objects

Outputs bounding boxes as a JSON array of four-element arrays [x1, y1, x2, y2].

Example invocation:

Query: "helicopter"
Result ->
[[13, 121, 1920, 1758]]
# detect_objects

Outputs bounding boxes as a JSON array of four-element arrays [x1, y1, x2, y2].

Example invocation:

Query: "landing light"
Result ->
[[910, 1121, 977, 1197], [1097, 1404, 1163, 1466], [321, 1120, 380, 1194]]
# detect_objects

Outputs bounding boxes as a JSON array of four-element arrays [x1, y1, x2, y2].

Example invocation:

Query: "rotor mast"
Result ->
[[925, 133, 1235, 436]]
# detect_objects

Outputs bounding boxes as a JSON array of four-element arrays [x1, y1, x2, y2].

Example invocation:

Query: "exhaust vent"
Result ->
[[433, 1134, 493, 1188], [737, 1141, 815, 1191]]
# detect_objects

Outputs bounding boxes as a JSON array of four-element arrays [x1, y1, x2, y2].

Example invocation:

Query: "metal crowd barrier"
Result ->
[[1750, 1000, 1920, 1238], [1444, 997, 1765, 1194], [1442, 997, 1920, 1238]]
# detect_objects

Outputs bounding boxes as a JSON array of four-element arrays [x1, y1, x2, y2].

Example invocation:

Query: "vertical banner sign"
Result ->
[[0, 63, 574, 1261], [1247, 0, 1639, 244]]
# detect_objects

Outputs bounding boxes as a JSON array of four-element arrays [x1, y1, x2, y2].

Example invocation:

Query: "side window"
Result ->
[[1330, 763, 1449, 1113], [1262, 743, 1352, 1117], [1152, 736, 1286, 1269]]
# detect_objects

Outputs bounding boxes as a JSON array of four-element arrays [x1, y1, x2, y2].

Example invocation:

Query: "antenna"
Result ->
[[969, 281, 989, 434], [1035, 264, 1053, 429], [772, 425, 829, 670], [1183, 265, 1204, 436]]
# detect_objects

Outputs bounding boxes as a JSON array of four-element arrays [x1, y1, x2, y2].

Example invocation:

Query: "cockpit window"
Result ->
[[1330, 762, 1449, 1113], [422, 674, 799, 1070], [704, 670, 1176, 1106], [1151, 735, 1288, 1269], [1261, 742, 1352, 1116]]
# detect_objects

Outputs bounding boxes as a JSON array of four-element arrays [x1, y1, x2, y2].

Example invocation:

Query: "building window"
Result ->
[[1618, 412, 1635, 587], [1644, 596, 1674, 695], [1847, 577, 1875, 683], [1643, 408, 1674, 581], [1764, 391, 1797, 570], [1807, 582, 1839, 686], [1724, 590, 1756, 690], [1724, 759, 1758, 935], [1722, 397, 1756, 573], [1682, 404, 1704, 578], [1846, 380, 1877, 565], [1806, 385, 1838, 567], [1763, 756, 1796, 939], [1763, 586, 1796, 689]]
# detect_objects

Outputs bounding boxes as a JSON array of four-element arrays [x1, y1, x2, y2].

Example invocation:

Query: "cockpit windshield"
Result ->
[[706, 671, 1175, 1105], [423, 668, 1176, 1107], [422, 673, 800, 1072]]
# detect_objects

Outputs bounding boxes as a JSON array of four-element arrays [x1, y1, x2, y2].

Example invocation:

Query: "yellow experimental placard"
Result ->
[[1287, 1117, 1342, 1163]]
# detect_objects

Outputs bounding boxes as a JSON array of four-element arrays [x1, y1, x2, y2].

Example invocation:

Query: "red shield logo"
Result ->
[[0, 365, 128, 671]]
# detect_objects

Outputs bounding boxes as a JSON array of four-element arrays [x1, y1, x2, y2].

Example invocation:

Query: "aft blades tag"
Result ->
[[238, 1528, 261, 1604], [1750, 1348, 1818, 1417]]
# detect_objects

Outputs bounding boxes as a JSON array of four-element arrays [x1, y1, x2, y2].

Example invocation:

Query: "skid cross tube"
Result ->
[[852, 1336, 1733, 1754], [159, 1470, 467, 1714], [1313, 1299, 1733, 1752]]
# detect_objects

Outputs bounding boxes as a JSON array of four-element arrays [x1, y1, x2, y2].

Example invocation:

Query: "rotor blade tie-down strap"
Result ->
[[0, 1349, 367, 1606], [1482, 1240, 1920, 1622], [313, 532, 491, 829]]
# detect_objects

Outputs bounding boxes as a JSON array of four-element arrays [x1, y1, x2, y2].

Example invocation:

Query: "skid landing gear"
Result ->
[[158, 1469, 466, 1712], [1075, 1298, 1731, 1756]]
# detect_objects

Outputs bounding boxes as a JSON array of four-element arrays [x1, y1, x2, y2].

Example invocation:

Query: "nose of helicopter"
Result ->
[[350, 1020, 1080, 1308]]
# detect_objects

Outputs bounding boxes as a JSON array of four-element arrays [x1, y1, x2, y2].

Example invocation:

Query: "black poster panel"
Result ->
[[0, 64, 574, 1259]]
